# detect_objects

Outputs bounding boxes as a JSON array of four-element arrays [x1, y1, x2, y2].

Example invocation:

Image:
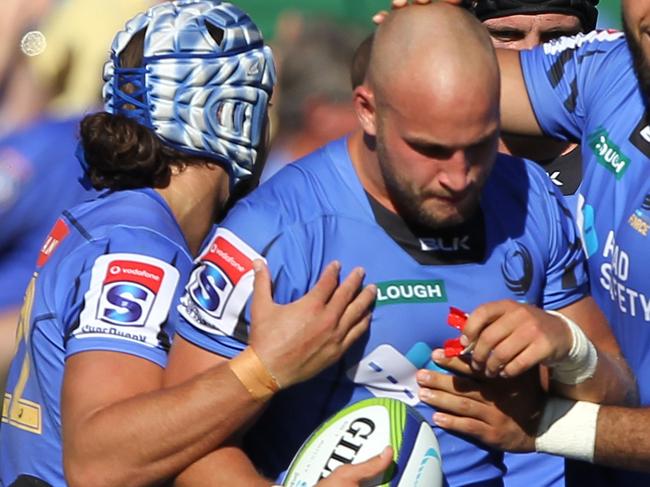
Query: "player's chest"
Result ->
[[581, 100, 650, 221], [320, 225, 548, 350], [589, 183, 650, 328]]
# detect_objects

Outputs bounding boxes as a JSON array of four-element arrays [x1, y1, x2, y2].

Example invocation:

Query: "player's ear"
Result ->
[[354, 85, 377, 137]]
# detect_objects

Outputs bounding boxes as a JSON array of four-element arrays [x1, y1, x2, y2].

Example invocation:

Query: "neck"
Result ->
[[348, 130, 398, 213], [156, 164, 229, 256]]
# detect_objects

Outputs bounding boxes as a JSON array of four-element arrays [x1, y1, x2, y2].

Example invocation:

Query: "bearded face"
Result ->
[[623, 0, 650, 103], [374, 113, 496, 230]]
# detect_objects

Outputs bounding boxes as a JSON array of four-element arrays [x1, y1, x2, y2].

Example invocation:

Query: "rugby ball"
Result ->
[[283, 398, 443, 487]]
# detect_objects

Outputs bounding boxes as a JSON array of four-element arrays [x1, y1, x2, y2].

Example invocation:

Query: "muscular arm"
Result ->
[[496, 48, 544, 137], [552, 297, 637, 406], [165, 339, 270, 487], [595, 406, 650, 472], [167, 340, 395, 487], [62, 348, 267, 487], [459, 298, 636, 406], [63, 262, 375, 487]]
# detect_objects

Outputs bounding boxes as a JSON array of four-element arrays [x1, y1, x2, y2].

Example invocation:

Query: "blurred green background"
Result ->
[[235, 0, 622, 41]]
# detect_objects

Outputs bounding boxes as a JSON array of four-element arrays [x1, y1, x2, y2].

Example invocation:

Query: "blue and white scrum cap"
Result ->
[[103, 0, 276, 186]]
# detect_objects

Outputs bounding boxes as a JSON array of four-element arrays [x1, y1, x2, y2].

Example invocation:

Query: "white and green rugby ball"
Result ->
[[282, 397, 443, 487]]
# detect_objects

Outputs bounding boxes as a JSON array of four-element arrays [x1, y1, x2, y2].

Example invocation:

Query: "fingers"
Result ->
[[340, 310, 373, 352], [304, 261, 342, 304], [250, 259, 272, 320], [499, 347, 545, 379], [463, 300, 512, 343], [337, 282, 376, 330], [430, 349, 474, 376], [372, 10, 389, 24], [421, 387, 487, 422], [331, 446, 393, 483], [325, 267, 367, 322], [354, 446, 393, 481], [469, 314, 518, 373], [432, 411, 490, 438], [483, 323, 540, 377], [416, 369, 484, 401]]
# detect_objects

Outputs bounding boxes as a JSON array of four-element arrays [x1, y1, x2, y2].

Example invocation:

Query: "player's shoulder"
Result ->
[[64, 189, 190, 257], [489, 153, 557, 204], [224, 137, 355, 241], [539, 29, 626, 57]]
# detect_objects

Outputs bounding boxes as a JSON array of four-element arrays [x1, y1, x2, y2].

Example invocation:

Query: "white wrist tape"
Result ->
[[546, 310, 598, 384], [535, 398, 600, 462]]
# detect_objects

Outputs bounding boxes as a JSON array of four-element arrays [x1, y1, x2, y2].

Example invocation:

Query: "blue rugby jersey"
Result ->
[[0, 189, 193, 487], [520, 31, 650, 486], [177, 137, 588, 486]]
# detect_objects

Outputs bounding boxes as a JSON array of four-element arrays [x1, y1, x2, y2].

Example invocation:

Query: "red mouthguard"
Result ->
[[443, 307, 469, 357]]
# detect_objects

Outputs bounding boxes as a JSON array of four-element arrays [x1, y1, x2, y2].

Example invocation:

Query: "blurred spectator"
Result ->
[[261, 17, 365, 182], [0, 0, 152, 394]]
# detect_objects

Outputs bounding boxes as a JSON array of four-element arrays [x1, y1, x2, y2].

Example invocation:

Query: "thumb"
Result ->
[[250, 259, 272, 320], [350, 446, 394, 482]]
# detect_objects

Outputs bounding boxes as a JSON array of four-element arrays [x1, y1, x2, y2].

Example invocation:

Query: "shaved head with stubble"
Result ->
[[354, 3, 501, 229]]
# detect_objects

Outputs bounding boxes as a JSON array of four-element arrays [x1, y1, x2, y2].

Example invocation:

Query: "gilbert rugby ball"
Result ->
[[283, 397, 443, 487]]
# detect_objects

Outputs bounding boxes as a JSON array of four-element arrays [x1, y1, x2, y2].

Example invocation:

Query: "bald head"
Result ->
[[368, 3, 499, 106]]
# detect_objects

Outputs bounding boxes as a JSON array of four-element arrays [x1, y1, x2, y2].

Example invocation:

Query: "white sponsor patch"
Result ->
[[179, 228, 260, 338], [347, 344, 422, 407], [543, 29, 624, 56], [74, 253, 179, 348]]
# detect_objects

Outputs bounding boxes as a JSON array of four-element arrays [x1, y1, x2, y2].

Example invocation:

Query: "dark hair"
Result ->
[[79, 29, 195, 191], [473, 0, 599, 32], [350, 34, 374, 90]]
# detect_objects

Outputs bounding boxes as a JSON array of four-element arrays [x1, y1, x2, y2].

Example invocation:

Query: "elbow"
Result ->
[[64, 459, 101, 487]]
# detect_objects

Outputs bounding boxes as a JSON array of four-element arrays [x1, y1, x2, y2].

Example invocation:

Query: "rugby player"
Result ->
[[385, 0, 650, 485], [0, 2, 387, 486], [166, 4, 634, 485], [473, 2, 599, 485]]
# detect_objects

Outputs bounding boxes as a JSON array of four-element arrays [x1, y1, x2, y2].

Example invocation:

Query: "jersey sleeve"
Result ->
[[64, 226, 193, 367], [532, 167, 590, 310], [519, 31, 626, 142], [176, 200, 310, 359]]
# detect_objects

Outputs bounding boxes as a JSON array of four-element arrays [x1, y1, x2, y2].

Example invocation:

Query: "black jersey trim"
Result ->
[[62, 210, 93, 241], [366, 192, 486, 266]]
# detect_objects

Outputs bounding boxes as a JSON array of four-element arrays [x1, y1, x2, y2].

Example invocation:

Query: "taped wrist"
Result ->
[[535, 397, 600, 462], [546, 310, 598, 384], [228, 347, 281, 401]]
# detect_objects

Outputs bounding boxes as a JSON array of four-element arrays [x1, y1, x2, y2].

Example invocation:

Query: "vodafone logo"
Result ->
[[210, 244, 246, 274], [109, 264, 162, 282], [104, 259, 165, 293], [204, 235, 253, 284]]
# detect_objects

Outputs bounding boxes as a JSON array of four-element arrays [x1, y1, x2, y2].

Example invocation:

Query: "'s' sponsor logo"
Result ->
[[98, 260, 165, 327], [187, 234, 254, 319]]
